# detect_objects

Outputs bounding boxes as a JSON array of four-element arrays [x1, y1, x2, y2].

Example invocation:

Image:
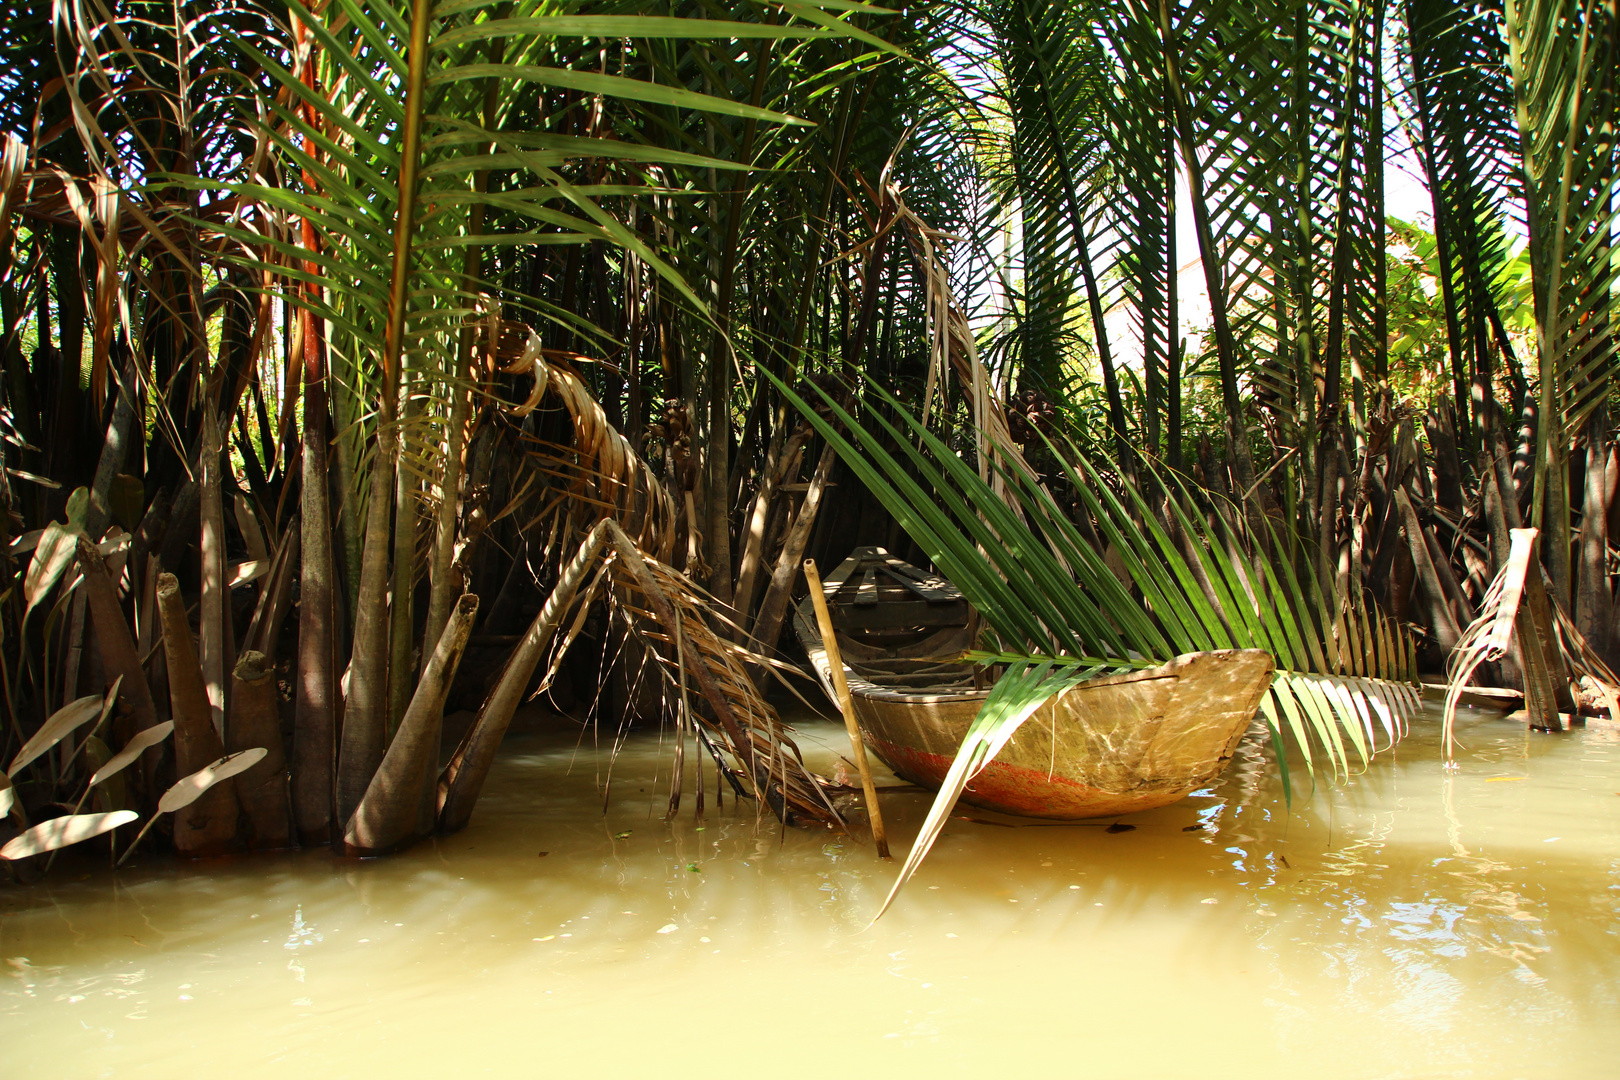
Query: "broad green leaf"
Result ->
[[23, 522, 81, 616], [874, 662, 1093, 920], [428, 65, 812, 125]]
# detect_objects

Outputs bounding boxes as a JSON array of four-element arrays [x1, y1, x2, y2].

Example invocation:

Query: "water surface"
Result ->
[[3, 704, 1617, 1078]]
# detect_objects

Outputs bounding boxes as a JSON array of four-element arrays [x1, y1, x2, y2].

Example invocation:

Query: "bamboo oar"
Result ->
[[803, 559, 890, 860]]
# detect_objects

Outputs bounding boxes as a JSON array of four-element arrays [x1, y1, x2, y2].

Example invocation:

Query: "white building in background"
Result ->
[[1101, 254, 1212, 377], [1100, 154, 1433, 378]]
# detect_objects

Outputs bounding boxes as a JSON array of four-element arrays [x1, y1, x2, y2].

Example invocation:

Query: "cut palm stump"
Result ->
[[803, 558, 890, 858], [794, 547, 1275, 819]]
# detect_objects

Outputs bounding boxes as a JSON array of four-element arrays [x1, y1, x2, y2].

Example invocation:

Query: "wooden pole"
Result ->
[[803, 559, 889, 859]]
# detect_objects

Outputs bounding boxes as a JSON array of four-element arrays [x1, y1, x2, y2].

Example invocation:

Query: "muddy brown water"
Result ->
[[2, 703, 1617, 1078]]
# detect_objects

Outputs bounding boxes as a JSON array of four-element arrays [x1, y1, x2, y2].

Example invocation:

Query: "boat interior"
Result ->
[[818, 546, 979, 693]]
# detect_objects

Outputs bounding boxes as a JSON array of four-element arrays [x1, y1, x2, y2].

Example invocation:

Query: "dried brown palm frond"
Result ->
[[499, 342, 824, 820], [1444, 527, 1620, 760], [604, 530, 842, 826], [437, 330, 836, 833], [1552, 604, 1620, 726], [877, 170, 1037, 493], [498, 324, 678, 562], [0, 133, 27, 254], [437, 514, 841, 832]]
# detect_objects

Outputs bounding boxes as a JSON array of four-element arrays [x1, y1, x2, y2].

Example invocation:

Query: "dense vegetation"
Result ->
[[0, 0, 1614, 870]]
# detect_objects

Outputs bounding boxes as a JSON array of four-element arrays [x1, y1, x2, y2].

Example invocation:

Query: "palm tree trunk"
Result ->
[[337, 428, 397, 832], [422, 149, 490, 658], [1318, 440, 1340, 601], [337, 0, 435, 834], [245, 521, 298, 658], [1393, 487, 1463, 652], [424, 358, 472, 661], [438, 520, 611, 832], [84, 356, 138, 538], [1155, 0, 1260, 502], [292, 309, 334, 844], [199, 410, 228, 737], [1011, 0, 1128, 461], [348, 592, 478, 855], [388, 390, 418, 733], [156, 572, 241, 856], [733, 418, 808, 635], [290, 20, 338, 847], [229, 650, 292, 850], [1577, 412, 1613, 664], [1165, 101, 1182, 473], [75, 537, 161, 791], [748, 441, 835, 655]]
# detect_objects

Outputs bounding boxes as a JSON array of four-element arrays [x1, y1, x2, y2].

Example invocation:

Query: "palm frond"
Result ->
[[872, 659, 1098, 918], [608, 536, 844, 826], [767, 366, 1421, 778], [1503, 0, 1620, 497]]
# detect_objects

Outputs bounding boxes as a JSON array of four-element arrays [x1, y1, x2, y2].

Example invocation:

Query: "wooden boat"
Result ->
[[794, 546, 1276, 819]]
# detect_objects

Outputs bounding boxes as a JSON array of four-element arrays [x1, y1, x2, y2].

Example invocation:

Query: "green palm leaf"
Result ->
[[872, 660, 1100, 919], [764, 365, 1420, 910], [185, 0, 899, 825]]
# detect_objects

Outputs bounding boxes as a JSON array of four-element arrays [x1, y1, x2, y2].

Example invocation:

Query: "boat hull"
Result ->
[[793, 555, 1275, 819], [841, 651, 1274, 818]]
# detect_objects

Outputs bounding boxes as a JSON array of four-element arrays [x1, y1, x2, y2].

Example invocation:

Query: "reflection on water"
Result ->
[[2, 705, 1617, 1078]]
